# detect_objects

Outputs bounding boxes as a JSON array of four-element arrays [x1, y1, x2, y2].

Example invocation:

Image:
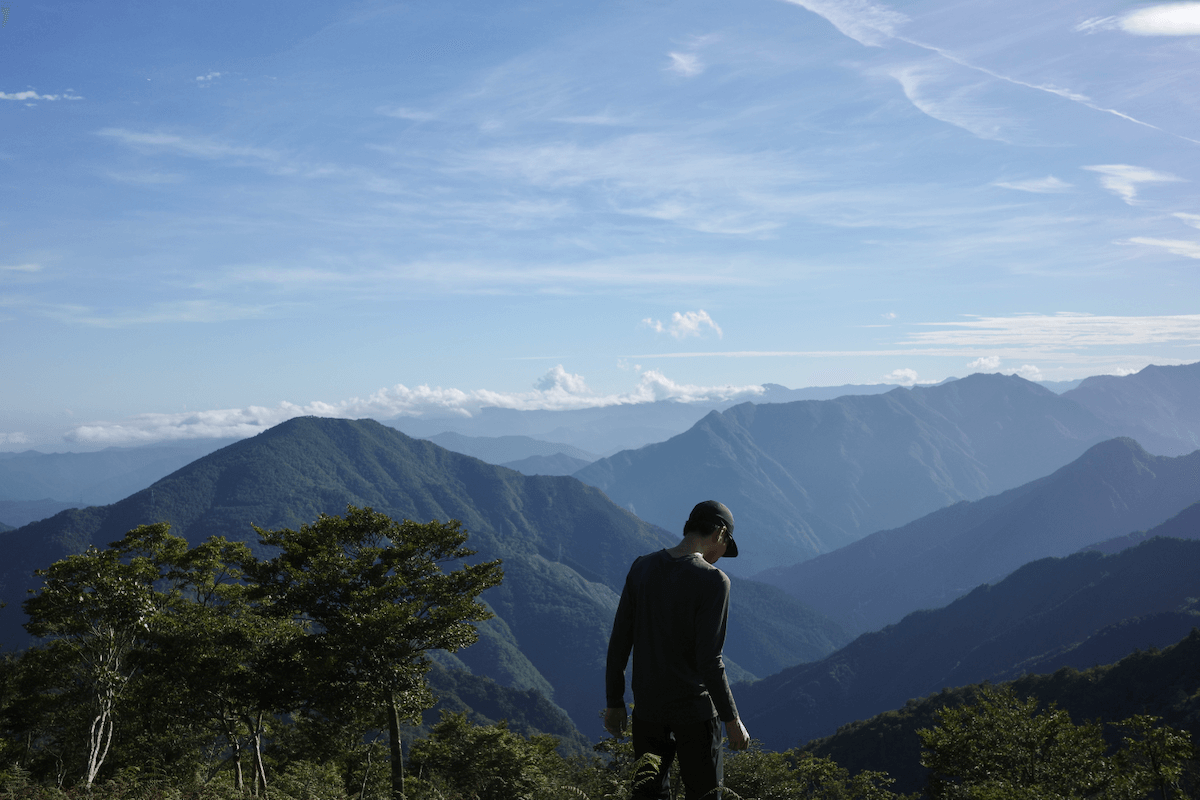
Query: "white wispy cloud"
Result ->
[[1173, 212, 1200, 229], [909, 313, 1200, 348], [97, 128, 280, 162], [993, 177, 1072, 193], [195, 72, 222, 83], [1076, 16, 1120, 34], [1126, 237, 1200, 259], [63, 367, 766, 444], [1083, 165, 1185, 204], [0, 263, 42, 272], [1120, 2, 1200, 35], [886, 63, 1014, 143], [0, 432, 31, 446], [1, 88, 83, 101], [378, 106, 437, 121], [779, 0, 908, 47], [667, 52, 705, 77], [35, 299, 280, 328], [644, 310, 724, 339]]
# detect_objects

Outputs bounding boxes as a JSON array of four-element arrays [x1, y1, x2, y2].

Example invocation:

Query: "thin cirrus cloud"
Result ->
[[908, 313, 1200, 348], [666, 52, 705, 77], [1127, 238, 1200, 259], [1083, 165, 1185, 204], [63, 366, 766, 445], [643, 310, 724, 339], [779, 0, 908, 47], [993, 176, 1072, 193]]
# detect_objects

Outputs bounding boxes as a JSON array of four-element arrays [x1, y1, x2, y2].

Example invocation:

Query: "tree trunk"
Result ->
[[387, 693, 404, 800]]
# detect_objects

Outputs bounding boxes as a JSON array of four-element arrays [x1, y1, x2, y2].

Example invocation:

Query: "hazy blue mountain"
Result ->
[[423, 432, 598, 465], [1064, 361, 1200, 456], [0, 499, 80, 529], [0, 439, 237, 505], [735, 534, 1200, 752], [1082, 501, 1200, 555], [755, 440, 1200, 635], [802, 628, 1200, 794], [501, 453, 594, 476], [386, 382, 906, 455], [0, 417, 846, 739], [575, 373, 1115, 576], [0, 522, 12, 534]]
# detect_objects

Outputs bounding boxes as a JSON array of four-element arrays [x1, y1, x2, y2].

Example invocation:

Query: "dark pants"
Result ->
[[631, 712, 724, 800]]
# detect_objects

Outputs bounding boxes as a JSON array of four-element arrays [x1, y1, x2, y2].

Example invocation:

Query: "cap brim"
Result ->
[[724, 535, 739, 558]]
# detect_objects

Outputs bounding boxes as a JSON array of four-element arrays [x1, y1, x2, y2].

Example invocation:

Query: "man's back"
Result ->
[[606, 549, 738, 724]]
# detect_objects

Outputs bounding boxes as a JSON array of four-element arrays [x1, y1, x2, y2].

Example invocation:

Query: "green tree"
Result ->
[[245, 506, 503, 800], [22, 534, 161, 785], [918, 685, 1112, 800], [1108, 715, 1195, 800], [110, 525, 302, 791]]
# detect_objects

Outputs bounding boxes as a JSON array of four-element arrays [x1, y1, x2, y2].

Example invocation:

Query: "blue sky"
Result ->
[[3, 0, 1200, 450]]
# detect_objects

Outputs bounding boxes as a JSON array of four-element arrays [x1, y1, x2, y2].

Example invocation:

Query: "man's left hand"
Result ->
[[604, 706, 628, 737]]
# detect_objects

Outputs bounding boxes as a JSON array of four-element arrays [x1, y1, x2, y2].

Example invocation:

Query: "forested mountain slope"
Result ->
[[575, 373, 1115, 575], [802, 628, 1200, 794], [755, 438, 1200, 634], [0, 417, 846, 739], [736, 534, 1200, 752]]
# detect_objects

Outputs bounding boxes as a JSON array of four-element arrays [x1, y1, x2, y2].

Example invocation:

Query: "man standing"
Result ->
[[604, 500, 751, 800]]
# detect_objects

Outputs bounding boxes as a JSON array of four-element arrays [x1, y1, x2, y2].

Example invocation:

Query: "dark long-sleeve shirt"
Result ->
[[605, 549, 739, 724]]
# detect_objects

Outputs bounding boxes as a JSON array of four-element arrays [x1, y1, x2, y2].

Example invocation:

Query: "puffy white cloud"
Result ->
[[1012, 364, 1043, 381], [968, 356, 1001, 370], [63, 369, 765, 445], [884, 368, 920, 385], [0, 432, 31, 446], [666, 52, 704, 77], [195, 72, 222, 82], [533, 364, 590, 394], [881, 311, 897, 320], [1120, 2, 1200, 35], [645, 310, 723, 340], [1083, 165, 1185, 204]]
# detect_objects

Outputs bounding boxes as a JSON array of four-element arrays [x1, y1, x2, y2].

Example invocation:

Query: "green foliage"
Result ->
[[919, 686, 1112, 799], [918, 685, 1198, 800], [406, 711, 565, 800]]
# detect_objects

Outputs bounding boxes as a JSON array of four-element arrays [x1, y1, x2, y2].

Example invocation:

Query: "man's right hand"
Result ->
[[725, 718, 750, 751], [604, 706, 628, 737]]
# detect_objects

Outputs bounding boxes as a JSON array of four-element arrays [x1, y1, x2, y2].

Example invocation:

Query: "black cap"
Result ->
[[687, 500, 738, 558]]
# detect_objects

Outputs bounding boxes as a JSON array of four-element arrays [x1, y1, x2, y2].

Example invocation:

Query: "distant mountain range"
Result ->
[[0, 417, 846, 740], [575, 364, 1200, 576], [386, 382, 908, 455], [0, 438, 236, 508], [755, 439, 1200, 635], [736, 526, 1200, 752]]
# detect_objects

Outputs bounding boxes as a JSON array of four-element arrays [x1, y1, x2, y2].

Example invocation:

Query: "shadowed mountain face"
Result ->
[[736, 534, 1200, 753], [0, 417, 846, 739], [754, 439, 1200, 636], [574, 374, 1116, 576]]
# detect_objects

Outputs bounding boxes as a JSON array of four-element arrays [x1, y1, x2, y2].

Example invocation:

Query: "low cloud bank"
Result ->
[[65, 367, 765, 446]]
